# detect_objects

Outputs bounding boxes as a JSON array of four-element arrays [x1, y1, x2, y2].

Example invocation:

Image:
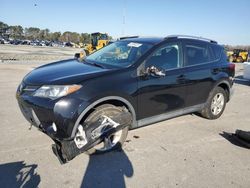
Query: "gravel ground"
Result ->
[[0, 50, 250, 188], [0, 44, 79, 62]]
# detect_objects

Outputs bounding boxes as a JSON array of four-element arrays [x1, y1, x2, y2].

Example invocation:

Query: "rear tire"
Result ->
[[200, 87, 227, 120], [84, 104, 130, 155]]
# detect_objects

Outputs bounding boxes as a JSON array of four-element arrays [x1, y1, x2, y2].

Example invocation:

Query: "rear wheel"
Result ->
[[84, 104, 130, 155], [201, 87, 227, 119]]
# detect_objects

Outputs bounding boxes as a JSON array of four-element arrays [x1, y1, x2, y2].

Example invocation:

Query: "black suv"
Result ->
[[16, 35, 235, 163]]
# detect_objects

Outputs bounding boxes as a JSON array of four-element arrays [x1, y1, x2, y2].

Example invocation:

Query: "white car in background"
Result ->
[[243, 61, 250, 80]]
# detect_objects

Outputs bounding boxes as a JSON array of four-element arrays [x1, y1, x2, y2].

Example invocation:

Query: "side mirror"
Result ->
[[74, 50, 87, 59], [147, 66, 166, 77], [74, 53, 80, 59]]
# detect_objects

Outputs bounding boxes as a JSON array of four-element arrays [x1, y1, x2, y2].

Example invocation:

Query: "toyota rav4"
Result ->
[[16, 35, 235, 163]]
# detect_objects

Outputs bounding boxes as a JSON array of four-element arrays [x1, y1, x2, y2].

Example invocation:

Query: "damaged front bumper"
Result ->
[[16, 85, 132, 164], [16, 88, 89, 140]]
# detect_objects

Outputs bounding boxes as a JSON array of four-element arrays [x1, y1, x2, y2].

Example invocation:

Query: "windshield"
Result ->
[[85, 41, 153, 67]]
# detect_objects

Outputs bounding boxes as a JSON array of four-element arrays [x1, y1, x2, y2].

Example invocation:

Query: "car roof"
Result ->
[[120, 35, 218, 45], [120, 37, 164, 45]]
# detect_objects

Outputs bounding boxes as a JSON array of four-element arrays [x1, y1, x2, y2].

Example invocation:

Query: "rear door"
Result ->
[[182, 40, 216, 106]]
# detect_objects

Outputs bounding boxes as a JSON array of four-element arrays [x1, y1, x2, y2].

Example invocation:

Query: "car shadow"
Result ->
[[219, 131, 250, 149], [0, 161, 40, 187], [234, 75, 250, 86], [81, 147, 133, 188]]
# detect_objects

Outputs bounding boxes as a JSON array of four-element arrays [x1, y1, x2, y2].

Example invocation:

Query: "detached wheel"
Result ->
[[201, 87, 227, 119], [84, 104, 130, 155]]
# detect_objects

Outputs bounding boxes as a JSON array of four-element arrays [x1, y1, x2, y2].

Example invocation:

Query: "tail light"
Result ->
[[229, 63, 235, 71], [229, 63, 235, 78]]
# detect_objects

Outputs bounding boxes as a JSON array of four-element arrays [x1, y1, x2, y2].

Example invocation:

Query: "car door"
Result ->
[[137, 42, 187, 120], [182, 40, 215, 107]]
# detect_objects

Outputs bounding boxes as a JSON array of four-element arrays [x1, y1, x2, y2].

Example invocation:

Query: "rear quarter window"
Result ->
[[185, 42, 212, 66], [209, 44, 223, 61]]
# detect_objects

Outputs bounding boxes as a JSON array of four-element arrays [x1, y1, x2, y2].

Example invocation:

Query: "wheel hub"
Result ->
[[92, 115, 122, 151], [211, 93, 224, 115], [74, 115, 123, 150]]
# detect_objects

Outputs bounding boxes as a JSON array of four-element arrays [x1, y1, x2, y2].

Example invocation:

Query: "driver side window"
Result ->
[[146, 43, 180, 70]]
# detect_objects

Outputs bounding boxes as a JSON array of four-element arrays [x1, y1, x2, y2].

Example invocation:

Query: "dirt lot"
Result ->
[[0, 44, 79, 63], [0, 46, 250, 187]]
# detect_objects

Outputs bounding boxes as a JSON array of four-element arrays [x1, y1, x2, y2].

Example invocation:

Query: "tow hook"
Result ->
[[51, 111, 132, 164]]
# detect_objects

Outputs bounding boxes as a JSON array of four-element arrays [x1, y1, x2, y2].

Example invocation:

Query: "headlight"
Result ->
[[33, 85, 82, 99]]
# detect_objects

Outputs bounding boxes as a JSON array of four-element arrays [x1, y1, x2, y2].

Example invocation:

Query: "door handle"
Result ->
[[212, 68, 219, 74], [177, 74, 185, 79], [177, 75, 186, 82]]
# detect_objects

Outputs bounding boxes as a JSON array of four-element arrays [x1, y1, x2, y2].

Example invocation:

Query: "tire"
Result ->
[[84, 104, 130, 155], [237, 56, 243, 63], [200, 87, 227, 120], [84, 49, 89, 56]]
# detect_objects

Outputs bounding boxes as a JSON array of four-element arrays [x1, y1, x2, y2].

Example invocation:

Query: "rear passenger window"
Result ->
[[185, 43, 212, 66]]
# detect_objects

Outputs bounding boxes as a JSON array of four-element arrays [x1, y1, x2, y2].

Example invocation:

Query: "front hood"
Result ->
[[23, 59, 113, 85]]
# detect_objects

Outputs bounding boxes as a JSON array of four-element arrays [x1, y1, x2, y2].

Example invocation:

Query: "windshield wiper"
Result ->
[[82, 59, 105, 69], [91, 62, 105, 68]]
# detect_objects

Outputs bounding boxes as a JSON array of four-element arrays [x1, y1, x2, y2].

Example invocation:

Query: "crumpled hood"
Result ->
[[23, 59, 113, 85]]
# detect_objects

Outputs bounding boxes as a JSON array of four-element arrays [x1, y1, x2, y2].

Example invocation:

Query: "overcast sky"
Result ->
[[1, 0, 250, 45]]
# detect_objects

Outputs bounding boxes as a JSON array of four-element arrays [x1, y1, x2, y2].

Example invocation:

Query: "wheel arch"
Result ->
[[214, 80, 231, 102], [70, 96, 137, 139]]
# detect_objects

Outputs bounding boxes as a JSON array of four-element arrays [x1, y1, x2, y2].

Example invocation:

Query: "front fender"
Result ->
[[53, 98, 90, 140], [70, 96, 137, 140]]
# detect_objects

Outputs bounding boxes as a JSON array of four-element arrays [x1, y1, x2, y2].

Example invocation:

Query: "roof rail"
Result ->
[[119, 36, 139, 40], [165, 35, 217, 44]]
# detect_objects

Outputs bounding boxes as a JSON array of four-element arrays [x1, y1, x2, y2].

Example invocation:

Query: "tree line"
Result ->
[[1, 21, 249, 50], [224, 45, 250, 52], [0, 21, 111, 44]]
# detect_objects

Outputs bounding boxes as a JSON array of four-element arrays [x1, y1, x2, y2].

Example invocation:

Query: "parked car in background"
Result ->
[[51, 41, 64, 47], [21, 40, 31, 45], [64, 42, 73, 47], [10, 39, 22, 45]]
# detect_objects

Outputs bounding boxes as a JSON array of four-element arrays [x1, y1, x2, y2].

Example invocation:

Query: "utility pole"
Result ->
[[122, 0, 126, 36]]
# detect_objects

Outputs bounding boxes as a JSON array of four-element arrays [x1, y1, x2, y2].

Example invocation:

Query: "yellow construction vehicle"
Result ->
[[228, 49, 249, 63], [227, 51, 234, 62], [75, 32, 109, 59]]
